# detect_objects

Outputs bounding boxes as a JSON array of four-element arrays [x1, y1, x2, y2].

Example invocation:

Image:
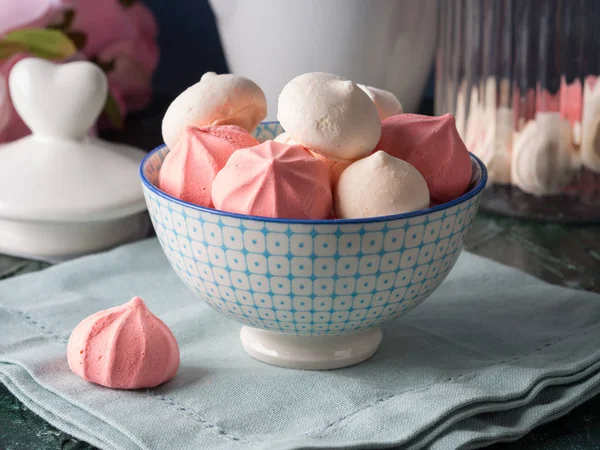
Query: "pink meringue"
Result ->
[[67, 297, 180, 389], [377, 113, 472, 204], [211, 140, 332, 219], [560, 78, 583, 128], [158, 125, 259, 207], [275, 131, 350, 186]]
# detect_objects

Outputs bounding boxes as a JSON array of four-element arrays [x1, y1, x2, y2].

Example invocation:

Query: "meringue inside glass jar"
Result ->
[[436, 0, 600, 222]]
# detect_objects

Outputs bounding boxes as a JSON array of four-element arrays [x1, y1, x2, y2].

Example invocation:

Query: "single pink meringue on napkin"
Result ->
[[67, 296, 180, 389]]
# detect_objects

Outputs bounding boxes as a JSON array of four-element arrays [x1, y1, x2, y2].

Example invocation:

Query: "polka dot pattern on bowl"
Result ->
[[141, 123, 484, 336]]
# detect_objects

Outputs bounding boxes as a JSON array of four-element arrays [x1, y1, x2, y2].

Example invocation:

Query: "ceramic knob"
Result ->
[[0, 58, 147, 261], [8, 58, 108, 140]]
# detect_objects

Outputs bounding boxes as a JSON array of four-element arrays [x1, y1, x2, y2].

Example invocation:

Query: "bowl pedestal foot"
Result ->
[[240, 326, 383, 370]]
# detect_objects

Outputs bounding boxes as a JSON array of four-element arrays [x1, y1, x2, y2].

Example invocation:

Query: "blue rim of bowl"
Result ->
[[139, 141, 488, 225]]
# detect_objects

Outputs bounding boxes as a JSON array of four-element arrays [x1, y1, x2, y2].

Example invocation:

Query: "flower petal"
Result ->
[[0, 53, 31, 142], [72, 0, 136, 56], [0, 0, 64, 36]]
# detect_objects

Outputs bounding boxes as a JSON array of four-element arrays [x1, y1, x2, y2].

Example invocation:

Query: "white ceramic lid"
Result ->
[[0, 58, 146, 222]]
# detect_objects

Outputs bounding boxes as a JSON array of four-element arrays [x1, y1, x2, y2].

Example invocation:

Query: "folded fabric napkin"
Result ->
[[1, 238, 599, 450]]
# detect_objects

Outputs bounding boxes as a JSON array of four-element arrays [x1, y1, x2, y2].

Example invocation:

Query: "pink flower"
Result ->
[[73, 0, 159, 114], [127, 2, 158, 42], [125, 3, 159, 73], [99, 40, 153, 113], [0, 0, 159, 141], [0, 76, 11, 142], [0, 0, 73, 143], [0, 53, 31, 143], [0, 0, 68, 36], [96, 79, 127, 129], [71, 0, 136, 57]]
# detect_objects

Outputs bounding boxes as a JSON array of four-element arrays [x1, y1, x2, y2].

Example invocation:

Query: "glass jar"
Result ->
[[436, 0, 600, 222]]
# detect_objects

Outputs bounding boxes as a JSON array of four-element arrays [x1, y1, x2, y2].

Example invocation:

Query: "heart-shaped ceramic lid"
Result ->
[[9, 58, 108, 140], [0, 58, 146, 222]]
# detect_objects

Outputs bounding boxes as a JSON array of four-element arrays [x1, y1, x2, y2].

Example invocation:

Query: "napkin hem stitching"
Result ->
[[402, 358, 600, 449], [460, 374, 600, 450], [147, 390, 255, 446], [12, 308, 69, 344], [4, 307, 253, 447], [0, 368, 138, 450], [304, 325, 597, 437], [7, 303, 600, 445]]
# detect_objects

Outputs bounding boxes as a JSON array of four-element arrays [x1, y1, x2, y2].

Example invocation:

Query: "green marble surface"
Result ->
[[1, 212, 599, 449]]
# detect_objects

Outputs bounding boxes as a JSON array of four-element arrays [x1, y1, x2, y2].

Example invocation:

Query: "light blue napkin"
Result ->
[[1, 238, 600, 450]]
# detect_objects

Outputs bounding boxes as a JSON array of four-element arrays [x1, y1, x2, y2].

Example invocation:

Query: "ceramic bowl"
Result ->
[[140, 122, 488, 369]]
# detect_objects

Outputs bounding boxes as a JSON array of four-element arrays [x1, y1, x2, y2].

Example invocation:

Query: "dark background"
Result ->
[[141, 0, 435, 103], [105, 0, 434, 150], [143, 0, 228, 98]]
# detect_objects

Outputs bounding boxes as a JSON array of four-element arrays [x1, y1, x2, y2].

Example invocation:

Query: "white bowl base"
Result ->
[[240, 326, 383, 370]]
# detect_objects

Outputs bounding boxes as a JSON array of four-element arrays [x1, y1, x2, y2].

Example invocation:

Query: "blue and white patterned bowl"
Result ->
[[140, 122, 487, 369]]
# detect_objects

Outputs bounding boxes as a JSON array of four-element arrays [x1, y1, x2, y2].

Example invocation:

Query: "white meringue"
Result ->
[[464, 86, 485, 153], [334, 151, 429, 219], [357, 84, 403, 120], [511, 113, 574, 195], [454, 80, 467, 140], [162, 72, 266, 149], [581, 79, 600, 173], [474, 106, 513, 184], [277, 72, 381, 161]]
